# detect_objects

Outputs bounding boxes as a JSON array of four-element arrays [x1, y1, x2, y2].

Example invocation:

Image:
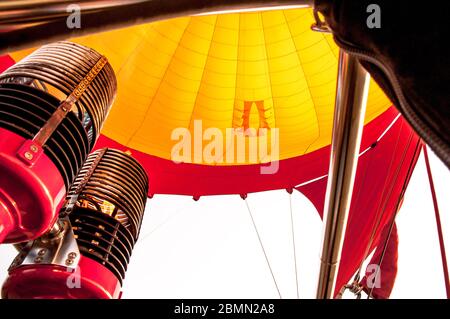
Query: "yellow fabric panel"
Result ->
[[10, 8, 391, 164]]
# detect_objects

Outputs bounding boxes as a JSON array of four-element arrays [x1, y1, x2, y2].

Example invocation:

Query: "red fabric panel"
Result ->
[[0, 55, 14, 72], [299, 115, 421, 297], [360, 223, 399, 299], [95, 135, 328, 197]]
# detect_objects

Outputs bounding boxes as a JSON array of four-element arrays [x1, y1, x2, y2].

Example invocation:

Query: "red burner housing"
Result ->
[[2, 255, 121, 299], [0, 127, 66, 243]]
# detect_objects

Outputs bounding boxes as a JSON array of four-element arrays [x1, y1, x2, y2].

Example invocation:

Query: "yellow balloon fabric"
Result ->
[[11, 8, 391, 164]]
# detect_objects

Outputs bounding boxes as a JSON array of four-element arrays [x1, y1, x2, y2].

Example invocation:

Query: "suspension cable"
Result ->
[[244, 198, 282, 299], [367, 139, 422, 298], [354, 125, 410, 282], [289, 193, 300, 298], [423, 144, 450, 298]]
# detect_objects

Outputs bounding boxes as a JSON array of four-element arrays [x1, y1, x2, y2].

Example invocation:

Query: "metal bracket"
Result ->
[[15, 56, 108, 166], [342, 281, 365, 299], [59, 148, 107, 217], [15, 139, 44, 166], [311, 8, 332, 33], [9, 216, 81, 271], [311, 23, 332, 33]]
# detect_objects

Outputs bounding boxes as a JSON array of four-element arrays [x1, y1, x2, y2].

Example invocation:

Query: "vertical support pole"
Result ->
[[316, 50, 370, 299], [423, 144, 450, 298]]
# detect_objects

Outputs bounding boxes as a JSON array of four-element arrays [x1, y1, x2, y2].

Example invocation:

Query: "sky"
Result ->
[[0, 146, 448, 299]]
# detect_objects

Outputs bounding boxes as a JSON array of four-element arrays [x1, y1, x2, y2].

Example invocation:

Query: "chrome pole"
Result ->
[[316, 50, 370, 299]]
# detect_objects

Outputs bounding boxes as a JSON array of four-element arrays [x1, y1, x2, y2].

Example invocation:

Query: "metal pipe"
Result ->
[[316, 50, 370, 299], [0, 0, 313, 54]]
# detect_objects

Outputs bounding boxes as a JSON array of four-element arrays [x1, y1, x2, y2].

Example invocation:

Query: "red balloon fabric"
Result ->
[[299, 110, 421, 295], [360, 223, 399, 299]]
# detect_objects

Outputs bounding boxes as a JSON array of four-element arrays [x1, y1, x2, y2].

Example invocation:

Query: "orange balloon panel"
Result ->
[[11, 8, 391, 164]]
